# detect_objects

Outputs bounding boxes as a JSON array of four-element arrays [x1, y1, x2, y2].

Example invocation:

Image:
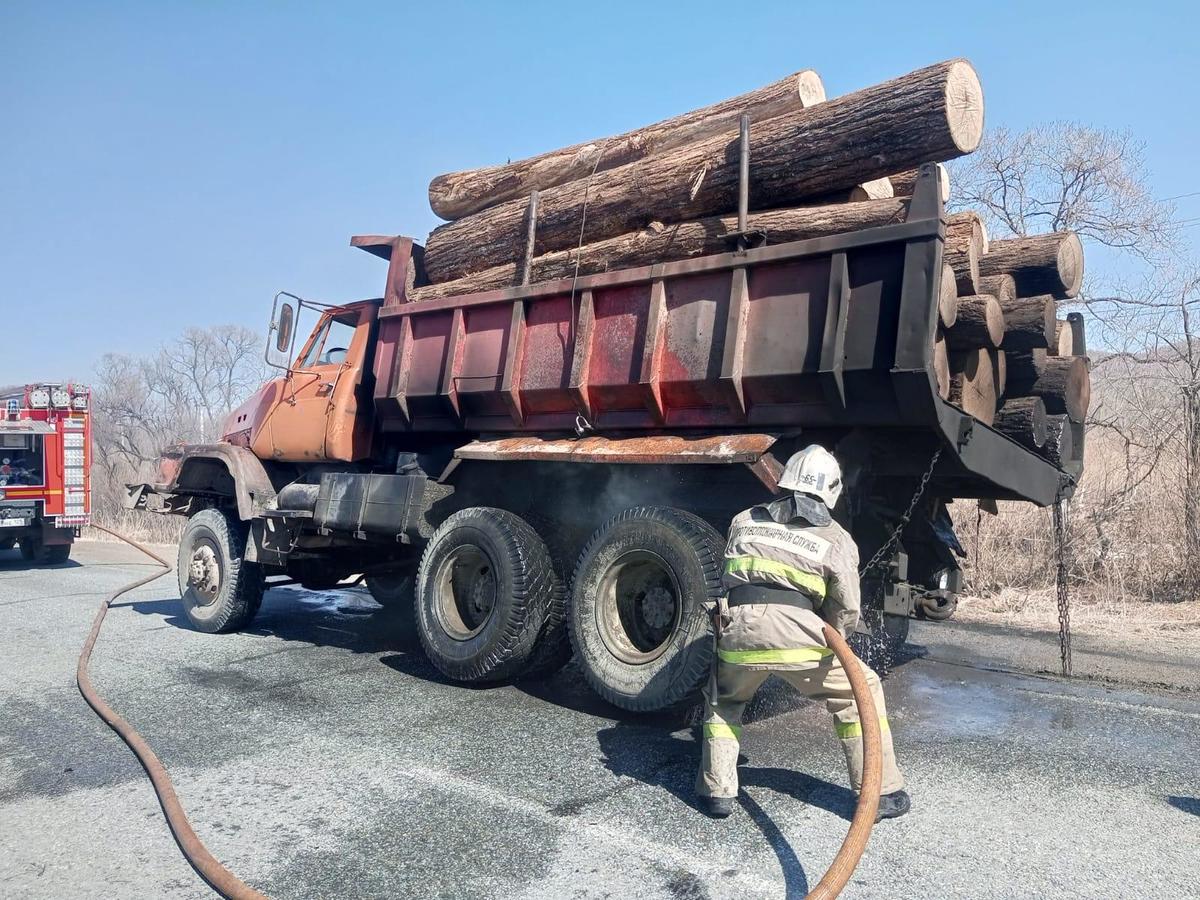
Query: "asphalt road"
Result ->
[[1, 541, 1198, 899]]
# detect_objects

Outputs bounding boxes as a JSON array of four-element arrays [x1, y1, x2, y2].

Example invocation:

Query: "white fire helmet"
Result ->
[[777, 444, 843, 509]]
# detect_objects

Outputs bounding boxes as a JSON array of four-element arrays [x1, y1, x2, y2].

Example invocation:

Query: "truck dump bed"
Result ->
[[365, 170, 1072, 506]]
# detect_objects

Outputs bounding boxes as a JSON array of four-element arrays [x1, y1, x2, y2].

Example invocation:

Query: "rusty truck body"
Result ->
[[129, 168, 1080, 710]]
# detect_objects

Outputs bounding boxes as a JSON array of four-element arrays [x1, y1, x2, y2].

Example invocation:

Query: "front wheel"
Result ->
[[177, 508, 263, 633], [569, 507, 723, 712]]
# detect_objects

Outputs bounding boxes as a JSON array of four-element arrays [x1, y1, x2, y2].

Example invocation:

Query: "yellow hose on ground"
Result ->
[[805, 624, 883, 900], [77, 524, 267, 900]]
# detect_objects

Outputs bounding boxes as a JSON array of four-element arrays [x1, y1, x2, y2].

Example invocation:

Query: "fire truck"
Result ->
[[0, 384, 91, 564]]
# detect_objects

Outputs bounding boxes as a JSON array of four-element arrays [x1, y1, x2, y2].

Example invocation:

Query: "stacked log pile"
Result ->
[[416, 59, 1089, 470]]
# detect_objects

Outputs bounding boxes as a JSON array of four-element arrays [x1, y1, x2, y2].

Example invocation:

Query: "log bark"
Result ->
[[944, 211, 984, 294], [423, 59, 986, 283], [1041, 415, 1074, 468], [945, 294, 1004, 350], [1006, 356, 1090, 422], [938, 265, 958, 328], [994, 396, 1047, 449], [978, 273, 1015, 306], [948, 348, 997, 425], [410, 200, 911, 301], [429, 70, 827, 220], [1005, 348, 1048, 387], [978, 232, 1084, 299], [998, 294, 1055, 350], [934, 330, 950, 399], [890, 163, 950, 202]]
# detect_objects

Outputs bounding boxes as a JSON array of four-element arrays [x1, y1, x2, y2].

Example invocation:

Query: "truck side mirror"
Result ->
[[266, 293, 300, 369]]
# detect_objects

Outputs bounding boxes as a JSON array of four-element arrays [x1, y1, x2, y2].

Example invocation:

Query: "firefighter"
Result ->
[[696, 444, 910, 820]]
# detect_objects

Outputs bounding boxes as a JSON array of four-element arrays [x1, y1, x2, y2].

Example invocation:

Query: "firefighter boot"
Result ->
[[875, 790, 911, 820]]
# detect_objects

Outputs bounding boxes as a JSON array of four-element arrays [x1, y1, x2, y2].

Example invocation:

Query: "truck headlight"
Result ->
[[28, 387, 49, 408], [51, 387, 71, 408]]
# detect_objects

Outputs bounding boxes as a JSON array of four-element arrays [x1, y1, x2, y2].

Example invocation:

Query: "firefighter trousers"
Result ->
[[696, 654, 905, 800]]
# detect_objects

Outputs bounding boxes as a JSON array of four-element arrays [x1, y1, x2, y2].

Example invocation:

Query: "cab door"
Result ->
[[254, 303, 376, 462]]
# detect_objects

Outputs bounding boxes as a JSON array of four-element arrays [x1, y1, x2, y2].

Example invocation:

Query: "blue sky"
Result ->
[[2, 1, 1197, 385]]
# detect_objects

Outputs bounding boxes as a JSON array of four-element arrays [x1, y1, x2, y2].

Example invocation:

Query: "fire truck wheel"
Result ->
[[569, 507, 723, 712], [43, 543, 71, 564], [415, 507, 562, 683], [177, 508, 264, 634], [19, 537, 37, 561]]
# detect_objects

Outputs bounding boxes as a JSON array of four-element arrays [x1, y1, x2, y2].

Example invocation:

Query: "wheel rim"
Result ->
[[187, 539, 222, 606], [433, 544, 497, 640], [596, 550, 682, 665]]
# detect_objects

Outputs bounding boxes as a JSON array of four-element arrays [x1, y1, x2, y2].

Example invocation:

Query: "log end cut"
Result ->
[[795, 69, 827, 107], [1057, 232, 1085, 299], [945, 60, 985, 154]]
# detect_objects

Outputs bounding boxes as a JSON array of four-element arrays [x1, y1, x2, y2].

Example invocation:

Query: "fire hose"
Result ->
[[806, 624, 883, 900], [77, 527, 880, 899], [76, 525, 266, 900]]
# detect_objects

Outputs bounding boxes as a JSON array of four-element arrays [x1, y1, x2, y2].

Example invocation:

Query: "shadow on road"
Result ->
[[595, 722, 846, 898], [1168, 795, 1200, 817], [0, 547, 82, 571]]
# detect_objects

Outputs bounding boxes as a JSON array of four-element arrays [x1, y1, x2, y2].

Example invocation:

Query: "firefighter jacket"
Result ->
[[721, 494, 861, 642]]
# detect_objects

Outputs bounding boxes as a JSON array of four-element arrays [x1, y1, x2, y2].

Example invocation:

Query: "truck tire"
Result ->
[[43, 543, 71, 564], [415, 507, 562, 683], [568, 507, 722, 712], [365, 570, 417, 633], [18, 536, 37, 561], [177, 508, 263, 634]]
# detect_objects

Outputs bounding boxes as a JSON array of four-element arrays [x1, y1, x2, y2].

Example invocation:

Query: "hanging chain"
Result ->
[[1053, 497, 1073, 677], [859, 446, 943, 576]]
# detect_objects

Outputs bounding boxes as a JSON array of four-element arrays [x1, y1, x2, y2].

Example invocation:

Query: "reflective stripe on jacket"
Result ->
[[721, 500, 861, 639]]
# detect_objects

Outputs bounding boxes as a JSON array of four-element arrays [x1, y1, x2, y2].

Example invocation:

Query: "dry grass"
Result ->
[[951, 418, 1200, 641]]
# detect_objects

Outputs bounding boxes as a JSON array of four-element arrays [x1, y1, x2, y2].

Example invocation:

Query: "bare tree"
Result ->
[[951, 123, 1177, 260], [90, 325, 269, 529], [951, 122, 1199, 600]]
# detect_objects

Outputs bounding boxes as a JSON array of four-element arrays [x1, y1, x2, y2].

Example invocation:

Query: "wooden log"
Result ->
[[847, 178, 894, 201], [410, 199, 911, 301], [1040, 415, 1074, 468], [948, 348, 997, 425], [945, 294, 1004, 350], [890, 163, 950, 202], [1005, 348, 1048, 388], [933, 330, 950, 399], [1006, 356, 1090, 422], [938, 265, 958, 328], [1053, 320, 1072, 356], [429, 70, 827, 220], [998, 294, 1055, 350], [993, 350, 1007, 396], [993, 396, 1047, 449], [423, 59, 986, 283], [978, 273, 1015, 306], [978, 232, 1084, 299], [944, 211, 984, 294]]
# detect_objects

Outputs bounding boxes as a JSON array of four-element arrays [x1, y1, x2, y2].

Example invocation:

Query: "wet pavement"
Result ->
[[1, 541, 1198, 898]]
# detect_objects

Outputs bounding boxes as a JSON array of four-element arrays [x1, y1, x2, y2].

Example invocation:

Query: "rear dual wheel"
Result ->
[[568, 507, 723, 712], [415, 508, 567, 683]]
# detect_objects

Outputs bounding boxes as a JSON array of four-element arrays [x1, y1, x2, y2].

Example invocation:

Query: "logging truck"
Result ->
[[127, 168, 1085, 711]]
